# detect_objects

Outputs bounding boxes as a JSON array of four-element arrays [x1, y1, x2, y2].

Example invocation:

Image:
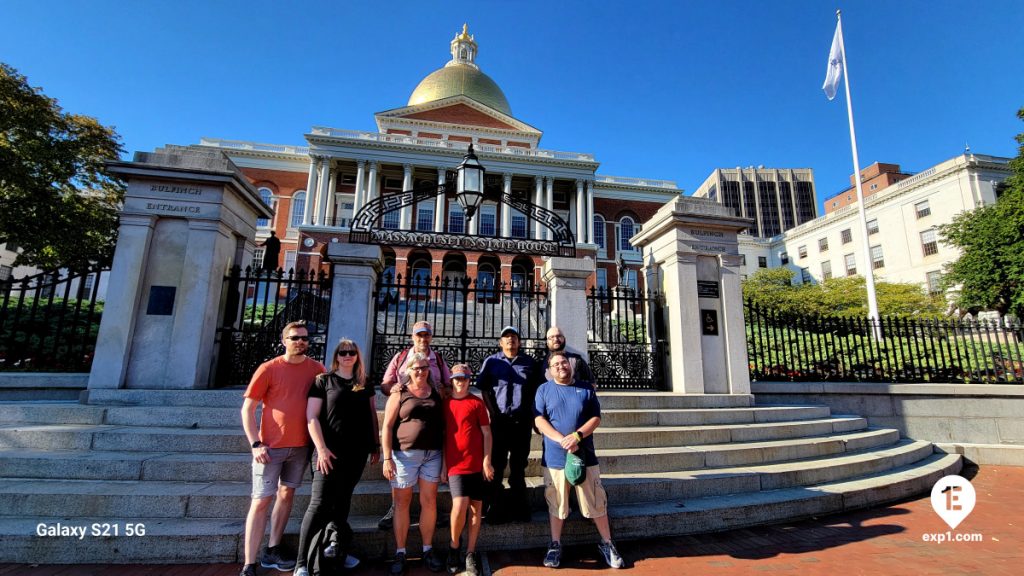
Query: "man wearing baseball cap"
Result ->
[[475, 325, 542, 523]]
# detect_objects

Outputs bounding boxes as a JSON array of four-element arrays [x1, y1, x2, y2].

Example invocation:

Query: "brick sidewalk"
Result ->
[[2, 464, 1021, 576]]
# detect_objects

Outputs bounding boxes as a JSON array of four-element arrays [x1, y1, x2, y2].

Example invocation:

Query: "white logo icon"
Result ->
[[930, 475, 976, 530]]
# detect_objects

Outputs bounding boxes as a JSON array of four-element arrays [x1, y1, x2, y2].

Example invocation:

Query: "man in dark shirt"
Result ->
[[475, 325, 541, 523], [542, 326, 595, 387]]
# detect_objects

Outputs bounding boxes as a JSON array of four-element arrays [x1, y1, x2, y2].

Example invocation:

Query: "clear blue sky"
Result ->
[[3, 1, 1022, 209]]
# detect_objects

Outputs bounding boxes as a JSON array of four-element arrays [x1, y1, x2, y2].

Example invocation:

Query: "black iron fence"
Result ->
[[0, 267, 108, 372], [215, 266, 333, 387], [746, 301, 1024, 384], [371, 273, 548, 386], [586, 286, 666, 390]]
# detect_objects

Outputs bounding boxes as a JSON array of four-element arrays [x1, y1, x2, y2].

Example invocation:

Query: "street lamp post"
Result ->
[[456, 144, 485, 223]]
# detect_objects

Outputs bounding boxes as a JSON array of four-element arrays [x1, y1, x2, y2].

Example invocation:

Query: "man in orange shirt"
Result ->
[[240, 321, 326, 576]]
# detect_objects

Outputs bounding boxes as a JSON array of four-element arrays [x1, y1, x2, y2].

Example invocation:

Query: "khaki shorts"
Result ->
[[542, 465, 608, 520]]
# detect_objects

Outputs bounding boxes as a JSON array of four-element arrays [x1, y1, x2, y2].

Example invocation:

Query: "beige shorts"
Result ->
[[542, 465, 608, 520]]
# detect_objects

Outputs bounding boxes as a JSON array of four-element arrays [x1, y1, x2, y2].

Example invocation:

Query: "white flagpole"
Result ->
[[836, 10, 882, 339]]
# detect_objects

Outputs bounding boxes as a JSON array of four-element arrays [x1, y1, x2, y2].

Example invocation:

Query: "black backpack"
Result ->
[[305, 522, 340, 576]]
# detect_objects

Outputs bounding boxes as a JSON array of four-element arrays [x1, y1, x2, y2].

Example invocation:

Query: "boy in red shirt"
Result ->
[[443, 364, 494, 576]]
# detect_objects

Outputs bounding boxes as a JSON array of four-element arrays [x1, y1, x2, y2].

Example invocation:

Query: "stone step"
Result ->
[[0, 451, 961, 563], [0, 438, 932, 521], [0, 428, 900, 483], [0, 401, 827, 431], [0, 415, 866, 453]]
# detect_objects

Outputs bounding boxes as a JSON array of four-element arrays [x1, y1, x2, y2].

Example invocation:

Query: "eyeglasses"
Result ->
[[547, 335, 565, 340], [287, 336, 309, 342], [337, 350, 357, 357], [411, 366, 430, 372]]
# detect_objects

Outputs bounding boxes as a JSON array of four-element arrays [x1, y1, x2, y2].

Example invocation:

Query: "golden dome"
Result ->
[[407, 24, 512, 116], [408, 65, 512, 116]]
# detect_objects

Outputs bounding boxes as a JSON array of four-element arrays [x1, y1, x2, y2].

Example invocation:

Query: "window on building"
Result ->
[[0, 264, 13, 281], [448, 205, 465, 234], [384, 177, 403, 190], [3, 242, 19, 253], [341, 174, 356, 185], [290, 191, 306, 227], [257, 187, 274, 229], [821, 261, 832, 280], [927, 271, 943, 295], [921, 228, 939, 256], [410, 258, 431, 297], [618, 217, 637, 252], [383, 209, 400, 230], [479, 205, 497, 236], [82, 273, 96, 294], [511, 211, 527, 238], [801, 268, 812, 284], [596, 268, 608, 290], [283, 250, 297, 274], [798, 245, 807, 259], [622, 269, 638, 292], [253, 248, 266, 270], [593, 215, 606, 255], [915, 200, 931, 219], [870, 245, 884, 269], [818, 237, 829, 252], [780, 252, 789, 265], [870, 183, 878, 191], [841, 228, 853, 244], [740, 254, 747, 266], [844, 253, 857, 276], [416, 202, 434, 231], [758, 256, 767, 268], [867, 218, 879, 235], [553, 190, 569, 210]]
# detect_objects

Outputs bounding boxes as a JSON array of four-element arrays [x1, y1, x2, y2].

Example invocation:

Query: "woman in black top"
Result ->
[[294, 338, 379, 575]]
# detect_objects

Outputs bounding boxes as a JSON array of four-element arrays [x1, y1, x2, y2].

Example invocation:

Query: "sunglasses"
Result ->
[[287, 336, 309, 341], [337, 350, 357, 357], [411, 366, 430, 372]]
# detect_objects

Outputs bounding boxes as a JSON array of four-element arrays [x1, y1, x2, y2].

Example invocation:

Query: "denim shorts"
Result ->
[[251, 446, 309, 498], [391, 449, 442, 489]]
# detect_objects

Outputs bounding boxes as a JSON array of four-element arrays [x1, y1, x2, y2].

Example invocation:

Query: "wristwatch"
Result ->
[[251, 440, 263, 449]]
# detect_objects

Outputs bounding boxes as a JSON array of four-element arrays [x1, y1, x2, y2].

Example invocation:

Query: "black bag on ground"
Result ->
[[305, 521, 341, 576]]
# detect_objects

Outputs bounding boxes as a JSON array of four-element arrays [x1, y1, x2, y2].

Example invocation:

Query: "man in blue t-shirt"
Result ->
[[533, 351, 624, 569]]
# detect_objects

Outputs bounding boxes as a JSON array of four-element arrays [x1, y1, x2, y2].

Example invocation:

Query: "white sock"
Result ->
[[396, 547, 406, 555], [423, 545, 433, 553]]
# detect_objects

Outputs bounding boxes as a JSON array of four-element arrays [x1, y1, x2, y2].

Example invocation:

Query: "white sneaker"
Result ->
[[293, 568, 309, 576], [344, 554, 360, 569], [598, 540, 624, 569]]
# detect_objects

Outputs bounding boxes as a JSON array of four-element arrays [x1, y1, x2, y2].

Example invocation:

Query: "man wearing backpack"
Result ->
[[378, 320, 451, 531]]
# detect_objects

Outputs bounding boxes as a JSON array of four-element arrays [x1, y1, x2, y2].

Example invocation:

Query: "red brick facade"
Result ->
[[402, 104, 518, 130]]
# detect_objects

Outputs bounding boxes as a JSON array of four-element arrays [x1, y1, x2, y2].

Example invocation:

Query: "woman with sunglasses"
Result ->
[[381, 352, 446, 575], [294, 339, 379, 576]]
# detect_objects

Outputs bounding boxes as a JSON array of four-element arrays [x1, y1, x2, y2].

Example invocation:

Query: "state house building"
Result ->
[[187, 25, 681, 292]]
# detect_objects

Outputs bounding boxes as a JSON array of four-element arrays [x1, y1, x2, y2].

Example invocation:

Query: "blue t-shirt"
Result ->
[[477, 351, 539, 418], [533, 380, 601, 469]]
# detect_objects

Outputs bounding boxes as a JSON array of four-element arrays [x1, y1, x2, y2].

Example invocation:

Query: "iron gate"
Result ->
[[586, 286, 666, 390], [371, 272, 548, 385], [214, 266, 333, 387]]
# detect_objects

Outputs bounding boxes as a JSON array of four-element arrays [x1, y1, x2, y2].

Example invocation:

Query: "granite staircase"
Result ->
[[0, 389, 961, 563]]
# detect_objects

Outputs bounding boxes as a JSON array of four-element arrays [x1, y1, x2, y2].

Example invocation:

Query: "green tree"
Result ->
[[0, 62, 124, 270], [939, 107, 1024, 319]]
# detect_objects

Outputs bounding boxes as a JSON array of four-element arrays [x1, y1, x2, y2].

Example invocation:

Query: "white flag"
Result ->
[[822, 21, 843, 100]]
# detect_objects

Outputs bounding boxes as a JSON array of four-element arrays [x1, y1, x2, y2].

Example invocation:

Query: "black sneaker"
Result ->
[[239, 564, 257, 576], [261, 545, 297, 571], [446, 545, 462, 574], [378, 504, 395, 531], [543, 541, 562, 568], [389, 551, 407, 575], [424, 547, 445, 573], [465, 551, 481, 576]]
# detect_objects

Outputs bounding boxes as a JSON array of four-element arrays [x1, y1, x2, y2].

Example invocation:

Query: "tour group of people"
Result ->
[[239, 319, 623, 576]]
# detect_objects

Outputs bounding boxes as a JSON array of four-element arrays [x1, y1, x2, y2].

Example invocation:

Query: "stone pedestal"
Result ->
[[542, 257, 595, 362], [324, 242, 383, 358], [88, 149, 271, 390], [631, 197, 754, 394]]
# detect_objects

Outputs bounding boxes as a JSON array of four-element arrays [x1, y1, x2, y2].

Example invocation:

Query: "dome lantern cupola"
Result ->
[[449, 24, 478, 69]]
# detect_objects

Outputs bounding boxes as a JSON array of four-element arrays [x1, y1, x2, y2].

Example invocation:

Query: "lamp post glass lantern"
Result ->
[[456, 144, 485, 223]]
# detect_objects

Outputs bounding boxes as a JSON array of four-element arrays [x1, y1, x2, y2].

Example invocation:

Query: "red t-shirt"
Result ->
[[443, 394, 491, 475], [244, 356, 325, 448]]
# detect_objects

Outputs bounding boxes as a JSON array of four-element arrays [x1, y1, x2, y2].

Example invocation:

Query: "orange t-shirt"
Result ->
[[243, 356, 325, 448]]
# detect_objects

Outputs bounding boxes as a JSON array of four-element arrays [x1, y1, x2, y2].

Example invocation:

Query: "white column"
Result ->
[[325, 169, 338, 226], [587, 180, 596, 245], [352, 160, 366, 217], [366, 161, 379, 204], [534, 176, 544, 239], [434, 166, 446, 232], [501, 173, 513, 237], [575, 179, 585, 244], [302, 158, 319, 226], [545, 177, 554, 240], [315, 158, 332, 227], [401, 164, 414, 230]]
